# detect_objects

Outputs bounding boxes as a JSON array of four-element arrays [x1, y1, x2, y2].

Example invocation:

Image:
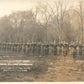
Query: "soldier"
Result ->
[[72, 47, 77, 62]]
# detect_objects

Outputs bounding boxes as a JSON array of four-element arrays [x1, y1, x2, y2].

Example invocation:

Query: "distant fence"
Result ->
[[0, 43, 84, 58]]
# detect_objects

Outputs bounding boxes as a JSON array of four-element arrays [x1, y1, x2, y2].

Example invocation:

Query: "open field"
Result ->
[[0, 55, 84, 82], [36, 56, 84, 82]]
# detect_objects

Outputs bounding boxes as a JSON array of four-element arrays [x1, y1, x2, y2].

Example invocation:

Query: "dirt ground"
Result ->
[[0, 55, 84, 82], [35, 56, 84, 82]]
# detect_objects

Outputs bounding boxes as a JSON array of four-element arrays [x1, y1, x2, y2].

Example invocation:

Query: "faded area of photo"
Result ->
[[0, 0, 84, 82]]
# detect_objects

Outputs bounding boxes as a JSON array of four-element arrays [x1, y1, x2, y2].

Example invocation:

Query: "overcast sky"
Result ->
[[0, 0, 37, 17], [0, 0, 81, 17]]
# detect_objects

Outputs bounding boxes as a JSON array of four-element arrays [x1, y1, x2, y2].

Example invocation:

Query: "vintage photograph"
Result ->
[[0, 0, 84, 82]]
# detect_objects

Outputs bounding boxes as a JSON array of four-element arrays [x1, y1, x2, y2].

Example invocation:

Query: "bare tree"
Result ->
[[35, 2, 54, 43], [74, 0, 84, 43], [51, 0, 70, 43]]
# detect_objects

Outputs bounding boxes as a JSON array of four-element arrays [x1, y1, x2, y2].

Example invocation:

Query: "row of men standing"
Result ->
[[0, 43, 84, 57]]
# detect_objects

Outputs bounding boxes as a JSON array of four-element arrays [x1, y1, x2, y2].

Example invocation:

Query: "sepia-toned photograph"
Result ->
[[0, 0, 84, 82]]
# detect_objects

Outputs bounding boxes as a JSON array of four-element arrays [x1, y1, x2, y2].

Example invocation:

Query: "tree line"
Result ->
[[0, 0, 83, 44]]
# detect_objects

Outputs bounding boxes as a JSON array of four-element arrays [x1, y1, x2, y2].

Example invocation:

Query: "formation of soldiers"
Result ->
[[0, 42, 84, 59]]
